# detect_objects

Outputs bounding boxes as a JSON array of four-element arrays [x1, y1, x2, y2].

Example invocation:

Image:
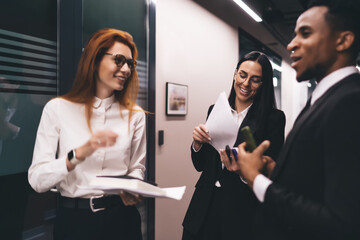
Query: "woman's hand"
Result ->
[[221, 141, 271, 188], [119, 191, 143, 206], [220, 148, 241, 174], [77, 129, 118, 159], [66, 130, 118, 170], [193, 124, 211, 150]]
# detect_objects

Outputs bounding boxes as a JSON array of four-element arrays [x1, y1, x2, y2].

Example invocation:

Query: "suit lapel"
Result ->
[[271, 77, 350, 180], [234, 112, 258, 146]]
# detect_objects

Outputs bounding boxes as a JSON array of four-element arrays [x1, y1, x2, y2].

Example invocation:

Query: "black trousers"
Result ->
[[0, 172, 31, 240], [182, 187, 224, 240], [54, 196, 142, 240]]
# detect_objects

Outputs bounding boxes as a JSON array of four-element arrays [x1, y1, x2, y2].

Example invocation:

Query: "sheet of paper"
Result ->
[[95, 186, 186, 200], [205, 92, 239, 152], [162, 186, 187, 200], [81, 177, 186, 200]]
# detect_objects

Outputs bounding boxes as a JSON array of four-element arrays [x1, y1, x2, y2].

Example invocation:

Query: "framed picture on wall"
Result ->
[[166, 82, 188, 116]]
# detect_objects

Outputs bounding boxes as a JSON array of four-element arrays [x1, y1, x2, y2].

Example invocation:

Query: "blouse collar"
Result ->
[[93, 95, 115, 110]]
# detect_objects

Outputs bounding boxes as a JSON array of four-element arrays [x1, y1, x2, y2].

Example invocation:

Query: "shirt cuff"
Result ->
[[253, 174, 272, 202], [192, 141, 203, 152]]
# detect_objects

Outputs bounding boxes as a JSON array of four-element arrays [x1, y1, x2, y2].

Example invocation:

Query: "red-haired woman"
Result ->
[[28, 29, 146, 240]]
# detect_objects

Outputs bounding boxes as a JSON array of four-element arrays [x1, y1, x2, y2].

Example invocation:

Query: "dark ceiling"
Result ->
[[193, 0, 311, 61], [255, 0, 309, 45]]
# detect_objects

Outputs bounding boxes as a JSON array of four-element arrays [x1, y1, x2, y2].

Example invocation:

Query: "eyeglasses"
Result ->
[[104, 53, 137, 71], [235, 71, 262, 87]]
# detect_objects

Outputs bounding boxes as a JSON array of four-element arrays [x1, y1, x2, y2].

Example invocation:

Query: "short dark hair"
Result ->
[[309, 0, 360, 60], [228, 51, 277, 134]]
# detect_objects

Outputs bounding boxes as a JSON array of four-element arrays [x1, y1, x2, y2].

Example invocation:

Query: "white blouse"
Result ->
[[28, 95, 146, 198]]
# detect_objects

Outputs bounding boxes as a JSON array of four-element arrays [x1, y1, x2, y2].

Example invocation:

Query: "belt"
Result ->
[[58, 195, 123, 213]]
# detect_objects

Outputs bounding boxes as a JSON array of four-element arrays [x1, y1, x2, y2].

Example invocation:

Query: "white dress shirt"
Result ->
[[28, 95, 146, 198], [253, 66, 360, 202]]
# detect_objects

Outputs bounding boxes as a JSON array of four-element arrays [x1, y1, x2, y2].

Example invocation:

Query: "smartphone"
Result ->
[[231, 148, 238, 159], [240, 126, 257, 152], [225, 145, 232, 162], [225, 145, 238, 162]]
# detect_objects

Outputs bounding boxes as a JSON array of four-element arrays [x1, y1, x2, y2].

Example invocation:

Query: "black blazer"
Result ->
[[253, 73, 360, 240], [183, 104, 285, 238]]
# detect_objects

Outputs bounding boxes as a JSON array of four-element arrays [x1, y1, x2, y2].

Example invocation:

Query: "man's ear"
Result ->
[[336, 31, 355, 52]]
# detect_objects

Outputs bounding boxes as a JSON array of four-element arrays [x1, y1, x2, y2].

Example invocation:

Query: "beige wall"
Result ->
[[281, 61, 307, 135], [155, 0, 238, 239], [154, 0, 306, 239]]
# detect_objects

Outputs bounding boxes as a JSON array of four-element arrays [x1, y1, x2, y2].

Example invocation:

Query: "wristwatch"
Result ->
[[67, 149, 82, 166]]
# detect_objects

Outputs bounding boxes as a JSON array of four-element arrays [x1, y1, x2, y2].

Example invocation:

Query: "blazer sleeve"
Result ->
[[262, 94, 360, 239], [264, 109, 286, 160], [190, 105, 216, 172]]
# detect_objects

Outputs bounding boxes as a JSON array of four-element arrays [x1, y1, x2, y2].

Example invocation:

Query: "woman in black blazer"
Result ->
[[182, 51, 286, 240]]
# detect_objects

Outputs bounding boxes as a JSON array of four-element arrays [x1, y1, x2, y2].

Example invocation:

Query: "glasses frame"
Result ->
[[104, 53, 137, 71]]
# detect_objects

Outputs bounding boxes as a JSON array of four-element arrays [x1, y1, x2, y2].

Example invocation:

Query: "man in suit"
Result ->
[[222, 0, 360, 239]]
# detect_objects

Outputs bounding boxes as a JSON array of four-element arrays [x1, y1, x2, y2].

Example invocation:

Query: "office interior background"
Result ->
[[1, 0, 359, 239]]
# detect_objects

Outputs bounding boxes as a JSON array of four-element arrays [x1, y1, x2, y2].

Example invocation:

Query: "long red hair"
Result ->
[[62, 28, 140, 132]]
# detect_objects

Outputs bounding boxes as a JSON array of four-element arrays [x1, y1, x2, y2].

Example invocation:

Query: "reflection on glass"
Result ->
[[0, 0, 57, 238]]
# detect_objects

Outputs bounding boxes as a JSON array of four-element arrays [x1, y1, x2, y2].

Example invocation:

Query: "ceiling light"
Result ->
[[233, 0, 262, 22]]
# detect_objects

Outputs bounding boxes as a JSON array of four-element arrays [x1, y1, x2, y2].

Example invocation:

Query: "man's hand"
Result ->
[[222, 140, 270, 188], [263, 155, 276, 178], [237, 140, 270, 187]]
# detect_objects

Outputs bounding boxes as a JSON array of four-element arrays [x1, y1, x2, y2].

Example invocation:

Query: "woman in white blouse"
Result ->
[[28, 28, 146, 240]]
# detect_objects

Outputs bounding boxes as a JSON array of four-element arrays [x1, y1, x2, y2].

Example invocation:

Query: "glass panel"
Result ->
[[0, 0, 58, 239], [83, 0, 148, 109], [83, 1, 149, 239]]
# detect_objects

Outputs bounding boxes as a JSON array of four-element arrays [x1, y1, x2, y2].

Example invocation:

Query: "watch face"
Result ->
[[68, 150, 74, 161]]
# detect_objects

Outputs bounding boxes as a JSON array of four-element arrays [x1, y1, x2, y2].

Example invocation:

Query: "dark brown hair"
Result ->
[[228, 51, 277, 134]]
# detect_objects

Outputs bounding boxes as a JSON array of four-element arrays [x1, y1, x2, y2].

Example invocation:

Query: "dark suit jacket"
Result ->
[[183, 104, 285, 238], [253, 73, 360, 240]]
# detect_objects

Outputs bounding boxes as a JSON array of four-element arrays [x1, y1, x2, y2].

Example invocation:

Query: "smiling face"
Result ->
[[287, 6, 339, 82], [96, 41, 133, 99], [234, 60, 262, 107]]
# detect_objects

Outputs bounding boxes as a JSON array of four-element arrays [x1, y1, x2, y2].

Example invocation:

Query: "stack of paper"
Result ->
[[89, 176, 186, 200]]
